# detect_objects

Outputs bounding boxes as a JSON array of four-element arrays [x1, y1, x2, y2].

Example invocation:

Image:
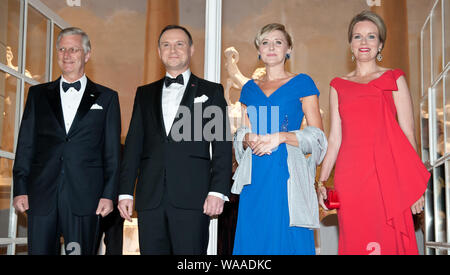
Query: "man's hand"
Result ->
[[13, 195, 29, 213], [118, 199, 133, 222], [96, 198, 114, 217], [203, 195, 225, 217]]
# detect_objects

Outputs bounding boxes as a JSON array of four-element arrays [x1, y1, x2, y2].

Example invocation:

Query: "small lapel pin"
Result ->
[[90, 94, 95, 97]]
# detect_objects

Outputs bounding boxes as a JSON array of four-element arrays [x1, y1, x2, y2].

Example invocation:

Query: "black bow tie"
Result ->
[[164, 74, 184, 87], [62, 81, 81, 92]]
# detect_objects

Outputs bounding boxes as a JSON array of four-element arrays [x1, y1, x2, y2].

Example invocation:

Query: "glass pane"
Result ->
[[23, 82, 32, 107], [445, 72, 450, 155], [15, 244, 27, 255], [436, 248, 449, 255], [422, 20, 432, 96], [0, 158, 13, 238], [425, 170, 435, 243], [16, 210, 27, 238], [0, 71, 17, 153], [179, 0, 205, 79], [434, 164, 446, 245], [52, 25, 62, 81], [445, 0, 449, 66], [432, 1, 443, 82], [0, 244, 8, 255], [421, 96, 430, 163], [0, 0, 21, 72], [435, 79, 444, 159], [426, 247, 450, 255], [26, 5, 48, 83]]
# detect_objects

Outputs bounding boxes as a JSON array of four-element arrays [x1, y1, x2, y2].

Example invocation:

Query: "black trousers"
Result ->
[[137, 187, 210, 255], [95, 206, 124, 255], [27, 178, 99, 255]]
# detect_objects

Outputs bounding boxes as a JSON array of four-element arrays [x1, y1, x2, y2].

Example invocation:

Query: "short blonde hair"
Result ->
[[254, 23, 293, 50], [348, 11, 387, 50]]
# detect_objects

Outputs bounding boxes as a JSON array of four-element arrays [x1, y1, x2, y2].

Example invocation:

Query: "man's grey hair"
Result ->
[[56, 27, 91, 53]]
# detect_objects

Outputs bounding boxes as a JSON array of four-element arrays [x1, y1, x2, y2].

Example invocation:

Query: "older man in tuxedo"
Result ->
[[118, 25, 232, 255], [12, 27, 121, 255]]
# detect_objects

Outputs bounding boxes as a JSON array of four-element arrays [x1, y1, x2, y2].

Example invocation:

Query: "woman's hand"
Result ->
[[317, 182, 329, 211], [411, 195, 425, 215], [243, 133, 260, 150], [252, 133, 282, 156]]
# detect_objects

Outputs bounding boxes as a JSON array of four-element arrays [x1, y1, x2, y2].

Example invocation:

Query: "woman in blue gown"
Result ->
[[233, 23, 323, 255]]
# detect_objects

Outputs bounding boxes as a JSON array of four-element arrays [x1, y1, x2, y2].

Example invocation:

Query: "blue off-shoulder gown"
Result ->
[[233, 74, 320, 255]]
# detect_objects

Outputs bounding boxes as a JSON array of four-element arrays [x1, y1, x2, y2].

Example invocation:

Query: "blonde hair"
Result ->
[[348, 11, 387, 50], [254, 23, 293, 50]]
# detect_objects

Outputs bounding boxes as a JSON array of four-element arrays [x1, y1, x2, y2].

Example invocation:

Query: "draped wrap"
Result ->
[[371, 70, 430, 253]]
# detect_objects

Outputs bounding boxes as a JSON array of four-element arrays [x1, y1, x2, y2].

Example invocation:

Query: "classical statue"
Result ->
[[224, 46, 266, 134], [5, 46, 35, 79]]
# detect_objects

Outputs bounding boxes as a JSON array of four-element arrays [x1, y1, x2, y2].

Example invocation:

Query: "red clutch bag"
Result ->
[[324, 188, 340, 210]]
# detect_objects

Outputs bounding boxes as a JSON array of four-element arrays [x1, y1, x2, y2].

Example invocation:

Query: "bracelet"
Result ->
[[317, 181, 324, 189]]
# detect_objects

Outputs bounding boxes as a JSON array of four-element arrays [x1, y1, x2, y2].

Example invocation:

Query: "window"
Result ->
[[0, 0, 69, 255], [421, 0, 450, 255]]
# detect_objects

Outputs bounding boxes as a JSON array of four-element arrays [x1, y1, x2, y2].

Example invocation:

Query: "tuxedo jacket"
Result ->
[[119, 74, 232, 211], [13, 77, 121, 216]]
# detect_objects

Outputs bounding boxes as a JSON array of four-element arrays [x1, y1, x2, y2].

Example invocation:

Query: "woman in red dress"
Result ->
[[317, 11, 430, 255]]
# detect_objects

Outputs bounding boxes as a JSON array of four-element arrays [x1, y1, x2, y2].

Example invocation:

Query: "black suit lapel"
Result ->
[[152, 79, 166, 137], [46, 77, 66, 132], [168, 74, 199, 137], [67, 78, 101, 136], [179, 74, 198, 113]]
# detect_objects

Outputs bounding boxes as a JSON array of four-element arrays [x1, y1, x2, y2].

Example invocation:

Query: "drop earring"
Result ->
[[286, 53, 291, 60], [351, 51, 355, 62], [377, 49, 383, 62], [258, 54, 261, 60]]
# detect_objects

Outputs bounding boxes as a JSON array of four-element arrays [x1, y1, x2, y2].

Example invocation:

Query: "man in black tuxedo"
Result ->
[[118, 25, 232, 255], [12, 27, 121, 255]]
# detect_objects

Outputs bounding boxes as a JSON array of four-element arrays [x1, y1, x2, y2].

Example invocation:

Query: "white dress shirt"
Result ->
[[60, 74, 87, 133], [119, 69, 228, 202], [162, 69, 191, 135]]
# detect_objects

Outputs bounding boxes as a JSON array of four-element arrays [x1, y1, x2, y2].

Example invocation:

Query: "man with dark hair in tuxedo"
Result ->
[[13, 27, 121, 255], [118, 25, 232, 255]]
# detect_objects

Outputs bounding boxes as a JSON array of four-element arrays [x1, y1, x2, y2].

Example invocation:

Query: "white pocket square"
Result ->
[[90, 104, 103, 110], [194, 95, 209, 104]]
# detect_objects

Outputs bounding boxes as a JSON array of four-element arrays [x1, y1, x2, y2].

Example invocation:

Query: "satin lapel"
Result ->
[[46, 77, 66, 132], [67, 78, 100, 136], [152, 79, 166, 137], [169, 74, 198, 136], [180, 74, 198, 111]]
